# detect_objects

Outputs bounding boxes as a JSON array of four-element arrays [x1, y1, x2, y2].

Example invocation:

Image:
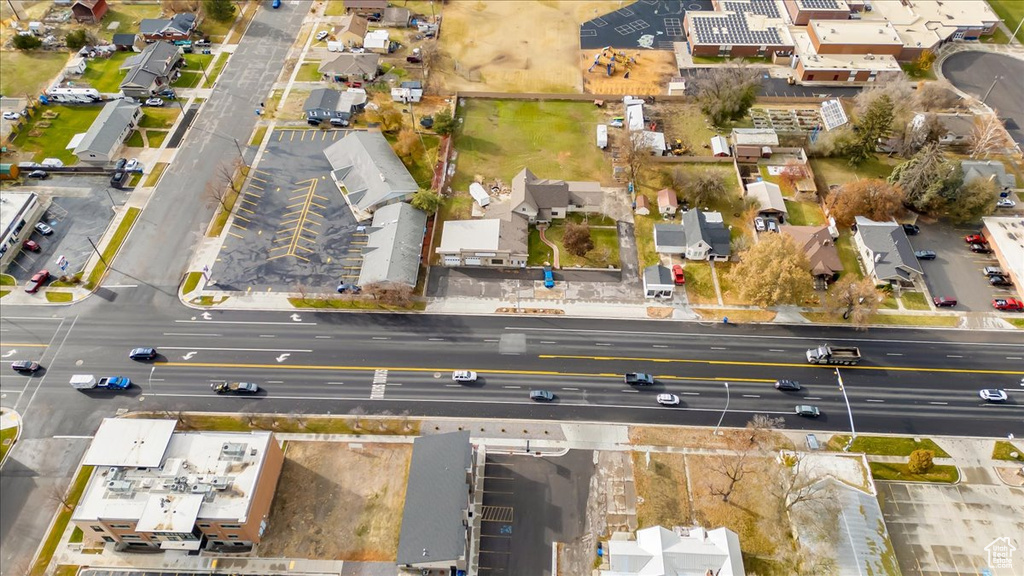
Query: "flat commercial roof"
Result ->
[[809, 20, 902, 47], [793, 30, 902, 72], [83, 419, 176, 468], [983, 217, 1024, 293], [438, 219, 501, 252]]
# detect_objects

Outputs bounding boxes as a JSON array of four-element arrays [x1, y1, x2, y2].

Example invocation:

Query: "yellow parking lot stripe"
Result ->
[[234, 215, 251, 223], [228, 231, 244, 239], [238, 207, 255, 214]]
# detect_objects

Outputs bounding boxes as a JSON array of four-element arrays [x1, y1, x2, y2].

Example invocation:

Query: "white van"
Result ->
[[69, 374, 97, 389]]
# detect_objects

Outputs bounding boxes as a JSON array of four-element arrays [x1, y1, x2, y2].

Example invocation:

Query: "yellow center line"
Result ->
[[538, 355, 1024, 376]]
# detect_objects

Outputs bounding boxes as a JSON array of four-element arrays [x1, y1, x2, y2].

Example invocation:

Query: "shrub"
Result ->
[[907, 449, 934, 474]]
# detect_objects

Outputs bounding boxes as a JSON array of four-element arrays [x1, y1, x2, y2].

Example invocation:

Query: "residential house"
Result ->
[[436, 218, 528, 268], [65, 56, 87, 75], [391, 81, 423, 103], [71, 418, 284, 551], [654, 210, 731, 261], [642, 265, 675, 299], [318, 53, 380, 83], [139, 13, 197, 43], [911, 113, 974, 148], [603, 525, 745, 576], [962, 160, 1016, 192], [981, 217, 1024, 300], [344, 0, 387, 13], [119, 41, 183, 99], [382, 7, 411, 27], [657, 188, 678, 216], [324, 131, 420, 219], [852, 216, 922, 287], [746, 181, 787, 223], [303, 87, 367, 125], [509, 168, 603, 224], [357, 202, 427, 287], [364, 29, 391, 54], [332, 14, 368, 47], [634, 195, 650, 216], [71, 0, 108, 23], [71, 99, 142, 165], [112, 33, 143, 51], [711, 135, 730, 157], [783, 225, 843, 282], [396, 432, 476, 574]]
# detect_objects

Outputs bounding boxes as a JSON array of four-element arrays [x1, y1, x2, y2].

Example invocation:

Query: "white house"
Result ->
[[71, 99, 142, 165], [603, 525, 745, 576], [65, 56, 87, 75], [642, 265, 674, 299], [364, 29, 390, 53]]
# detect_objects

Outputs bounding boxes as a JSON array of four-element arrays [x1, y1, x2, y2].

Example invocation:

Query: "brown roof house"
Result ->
[[657, 188, 678, 216], [318, 53, 381, 83], [783, 225, 842, 281], [332, 14, 368, 47], [72, 0, 108, 23], [635, 195, 651, 216], [509, 168, 604, 224], [344, 0, 388, 13], [746, 181, 788, 223]]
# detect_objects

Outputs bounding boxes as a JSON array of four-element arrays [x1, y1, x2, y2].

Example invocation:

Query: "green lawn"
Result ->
[[289, 297, 426, 311], [138, 107, 180, 129], [204, 53, 230, 88], [45, 292, 73, 303], [144, 162, 168, 186], [29, 466, 95, 576], [227, 1, 261, 44], [198, 10, 238, 41], [900, 61, 937, 81], [0, 274, 14, 286], [566, 213, 616, 226], [988, 0, 1024, 44], [810, 156, 899, 188], [835, 232, 863, 279], [982, 26, 1012, 45], [0, 51, 75, 97], [802, 311, 958, 327], [661, 103, 721, 150], [11, 106, 101, 164], [527, 223, 620, 268], [183, 272, 203, 294], [0, 425, 16, 464], [684, 262, 718, 305], [95, 4, 163, 40], [325, 1, 348, 15], [869, 462, 959, 483], [183, 52, 214, 74], [125, 131, 144, 148], [783, 200, 825, 226], [827, 435, 951, 457], [900, 292, 930, 310], [77, 51, 133, 93], [298, 62, 322, 82], [148, 131, 168, 148], [86, 208, 141, 290], [1008, 318, 1024, 329], [993, 441, 1024, 461], [250, 125, 269, 146], [173, 71, 204, 88]]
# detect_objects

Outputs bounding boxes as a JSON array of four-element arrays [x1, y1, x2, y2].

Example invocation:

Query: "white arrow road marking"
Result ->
[[290, 314, 302, 322], [276, 353, 291, 363], [1, 350, 16, 358], [201, 312, 212, 320], [182, 352, 197, 360]]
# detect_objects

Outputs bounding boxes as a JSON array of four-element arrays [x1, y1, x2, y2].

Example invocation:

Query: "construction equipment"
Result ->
[[670, 139, 690, 156]]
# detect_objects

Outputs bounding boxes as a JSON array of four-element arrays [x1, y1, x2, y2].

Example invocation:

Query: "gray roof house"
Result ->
[[396, 431, 474, 572], [642, 265, 675, 299], [71, 99, 142, 164], [746, 181, 788, 221], [381, 6, 411, 27], [654, 210, 731, 261], [910, 113, 974, 148], [139, 13, 196, 42], [119, 41, 182, 99], [509, 168, 604, 223], [357, 202, 426, 287], [961, 160, 1016, 191], [112, 33, 143, 51], [853, 216, 922, 286], [317, 53, 380, 82], [303, 88, 367, 123], [324, 131, 419, 219]]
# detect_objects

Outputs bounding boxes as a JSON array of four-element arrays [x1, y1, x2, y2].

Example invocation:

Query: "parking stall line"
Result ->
[[228, 231, 244, 239], [241, 199, 259, 207], [238, 206, 255, 215], [244, 191, 262, 198], [234, 215, 252, 223]]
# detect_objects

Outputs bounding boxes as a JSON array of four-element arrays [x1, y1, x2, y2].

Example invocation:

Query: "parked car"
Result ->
[[158, 89, 177, 98], [336, 283, 361, 294], [27, 170, 48, 179], [529, 389, 554, 402], [110, 170, 129, 189], [901, 223, 920, 235], [144, 97, 164, 107], [964, 234, 987, 244], [795, 405, 820, 418], [970, 243, 992, 254], [672, 264, 685, 285], [128, 347, 158, 360], [452, 370, 478, 383], [978, 389, 1008, 402], [272, 0, 281, 7], [989, 275, 1013, 287], [983, 266, 1004, 277], [212, 382, 259, 394], [125, 158, 144, 172], [11, 361, 41, 373], [753, 217, 766, 232], [933, 296, 957, 307], [992, 298, 1024, 311], [656, 393, 680, 406], [34, 222, 53, 235], [766, 218, 779, 233], [114, 158, 127, 172], [774, 379, 801, 391], [2, 111, 20, 120], [996, 198, 1016, 208], [24, 269, 50, 293], [329, 117, 348, 127], [366, 11, 382, 21], [22, 239, 40, 252], [543, 266, 555, 289], [914, 250, 936, 260], [316, 30, 329, 41]]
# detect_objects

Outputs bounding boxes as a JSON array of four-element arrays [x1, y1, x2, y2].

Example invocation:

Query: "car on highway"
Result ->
[[624, 372, 655, 385], [144, 97, 164, 107], [34, 222, 53, 235], [316, 30, 329, 41], [24, 269, 50, 293], [901, 223, 920, 235], [543, 266, 554, 289], [452, 370, 478, 383], [795, 405, 820, 418], [774, 379, 801, 391], [983, 266, 1005, 277], [989, 275, 1013, 287], [914, 250, 936, 260], [993, 298, 1024, 311], [27, 170, 48, 179], [656, 393, 680, 406], [978, 389, 1008, 402], [11, 361, 41, 373], [932, 296, 957, 307], [22, 239, 41, 252], [212, 382, 259, 394], [529, 389, 554, 402], [964, 234, 987, 244], [129, 347, 158, 360], [969, 243, 992, 254], [672, 264, 685, 285], [996, 198, 1016, 208]]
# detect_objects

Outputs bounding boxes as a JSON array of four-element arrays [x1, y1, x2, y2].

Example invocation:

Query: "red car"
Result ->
[[22, 240, 40, 252], [24, 269, 50, 293], [672, 264, 685, 285], [964, 234, 987, 244], [993, 298, 1024, 311], [933, 296, 957, 307]]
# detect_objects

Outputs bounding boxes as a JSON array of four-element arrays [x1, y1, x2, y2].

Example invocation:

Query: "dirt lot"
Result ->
[[580, 50, 678, 96], [435, 0, 612, 93], [260, 441, 412, 561]]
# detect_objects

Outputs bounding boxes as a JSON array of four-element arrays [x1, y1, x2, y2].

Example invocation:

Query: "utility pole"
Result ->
[[982, 76, 1002, 105], [713, 382, 730, 435], [86, 236, 108, 268]]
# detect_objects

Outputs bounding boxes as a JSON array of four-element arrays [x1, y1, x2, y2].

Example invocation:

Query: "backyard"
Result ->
[[527, 219, 620, 268], [77, 52, 132, 93], [10, 105, 100, 164], [810, 155, 899, 189]]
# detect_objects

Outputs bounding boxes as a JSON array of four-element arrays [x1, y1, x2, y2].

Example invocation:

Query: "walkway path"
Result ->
[[538, 224, 561, 269]]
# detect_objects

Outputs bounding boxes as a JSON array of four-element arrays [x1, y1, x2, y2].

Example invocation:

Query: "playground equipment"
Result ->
[[588, 47, 639, 77]]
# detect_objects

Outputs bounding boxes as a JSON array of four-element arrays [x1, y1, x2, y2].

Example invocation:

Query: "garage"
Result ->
[[465, 257, 482, 266]]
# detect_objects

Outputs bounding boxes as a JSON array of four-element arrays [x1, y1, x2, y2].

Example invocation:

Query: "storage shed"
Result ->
[[469, 183, 491, 207], [710, 135, 730, 157], [0, 164, 19, 180], [596, 124, 607, 149]]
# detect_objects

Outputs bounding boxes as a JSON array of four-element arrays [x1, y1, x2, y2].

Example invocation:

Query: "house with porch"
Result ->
[[853, 216, 922, 287]]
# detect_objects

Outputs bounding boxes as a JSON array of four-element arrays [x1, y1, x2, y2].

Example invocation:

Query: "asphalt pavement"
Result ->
[[580, 0, 711, 50], [941, 51, 1024, 147]]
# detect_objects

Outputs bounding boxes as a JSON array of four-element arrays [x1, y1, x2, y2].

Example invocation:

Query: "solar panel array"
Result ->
[[819, 99, 849, 131], [691, 12, 783, 45], [800, 0, 841, 9], [723, 0, 780, 18]]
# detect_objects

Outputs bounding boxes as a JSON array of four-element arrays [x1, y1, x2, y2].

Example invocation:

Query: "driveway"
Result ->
[[912, 223, 1003, 312], [942, 51, 1024, 148], [580, 0, 713, 50], [478, 450, 595, 576]]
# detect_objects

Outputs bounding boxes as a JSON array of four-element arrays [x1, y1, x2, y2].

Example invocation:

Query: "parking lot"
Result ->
[[5, 176, 129, 286], [912, 223, 1012, 312], [580, 0, 712, 50], [478, 450, 595, 575], [212, 128, 364, 292]]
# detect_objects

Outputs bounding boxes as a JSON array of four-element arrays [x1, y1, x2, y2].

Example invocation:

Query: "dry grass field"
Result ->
[[580, 49, 679, 95]]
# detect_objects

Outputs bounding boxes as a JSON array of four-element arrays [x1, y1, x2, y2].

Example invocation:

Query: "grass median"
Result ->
[[144, 163, 168, 187], [828, 435, 950, 458], [182, 271, 203, 295], [992, 441, 1024, 461], [0, 425, 17, 464], [29, 466, 95, 576], [869, 462, 959, 483], [288, 297, 426, 311], [45, 292, 73, 303], [85, 208, 141, 290]]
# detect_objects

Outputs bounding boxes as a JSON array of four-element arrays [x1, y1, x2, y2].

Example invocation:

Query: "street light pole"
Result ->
[[713, 382, 730, 435], [837, 369, 856, 451], [148, 366, 156, 394], [1011, 16, 1023, 43], [982, 75, 1002, 104]]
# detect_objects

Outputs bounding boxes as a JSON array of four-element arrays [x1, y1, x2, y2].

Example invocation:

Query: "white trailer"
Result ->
[[70, 374, 97, 389], [469, 182, 490, 207], [596, 124, 607, 149]]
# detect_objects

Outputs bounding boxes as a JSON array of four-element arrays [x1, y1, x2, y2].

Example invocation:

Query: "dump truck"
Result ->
[[70, 374, 131, 390], [805, 344, 861, 365]]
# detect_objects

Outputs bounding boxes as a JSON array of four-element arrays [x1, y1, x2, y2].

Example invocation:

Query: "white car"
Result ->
[[2, 111, 20, 120], [996, 198, 1016, 208], [452, 370, 477, 383], [316, 30, 329, 41], [753, 217, 766, 232], [144, 98, 164, 107], [979, 389, 1008, 402], [125, 158, 144, 172], [656, 393, 680, 406]]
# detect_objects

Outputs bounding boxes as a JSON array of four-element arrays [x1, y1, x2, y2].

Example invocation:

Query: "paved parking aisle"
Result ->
[[212, 128, 361, 292], [913, 224, 1006, 312]]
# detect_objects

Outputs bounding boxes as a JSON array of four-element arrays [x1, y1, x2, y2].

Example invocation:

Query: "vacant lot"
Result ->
[[0, 51, 67, 97], [260, 442, 412, 561]]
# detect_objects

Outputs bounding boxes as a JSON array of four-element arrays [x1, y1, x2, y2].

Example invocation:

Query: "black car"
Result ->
[[970, 243, 992, 254], [129, 347, 158, 360], [914, 250, 936, 260], [774, 379, 801, 391], [114, 158, 127, 172], [27, 170, 48, 179], [11, 360, 41, 373], [110, 170, 129, 189], [989, 275, 1013, 287], [901, 223, 920, 235]]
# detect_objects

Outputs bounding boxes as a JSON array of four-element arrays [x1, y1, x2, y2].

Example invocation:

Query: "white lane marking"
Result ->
[[445, 384, 461, 387], [1, 350, 15, 358], [266, 380, 284, 383], [563, 387, 579, 391], [681, 392, 700, 395], [596, 343, 612, 346], [259, 335, 276, 338], [653, 345, 668, 348], [929, 401, 948, 405], [485, 339, 500, 343], [0, 317, 62, 321], [182, 352, 197, 360], [159, 346, 312, 352], [769, 349, 785, 352], [742, 394, 760, 398], [866, 399, 884, 403], [162, 333, 222, 337], [805, 396, 821, 400], [540, 341, 557, 344], [315, 336, 331, 339], [621, 389, 639, 393], [177, 320, 317, 326], [947, 355, 962, 358], [429, 338, 445, 341], [711, 347, 727, 350], [503, 385, 521, 389], [1008, 357, 1022, 360], [511, 327, 1024, 347], [886, 353, 903, 356], [326, 381, 344, 385], [372, 337, 389, 340], [52, 435, 93, 439], [275, 354, 290, 363]]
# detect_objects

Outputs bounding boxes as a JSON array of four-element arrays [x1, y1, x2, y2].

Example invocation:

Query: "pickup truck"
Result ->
[[212, 382, 259, 394], [624, 373, 655, 385], [70, 374, 131, 390], [805, 344, 861, 366]]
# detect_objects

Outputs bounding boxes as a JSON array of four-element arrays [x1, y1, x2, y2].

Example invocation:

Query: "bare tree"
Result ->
[[824, 276, 880, 329], [622, 130, 651, 186], [915, 80, 961, 111], [747, 414, 785, 449], [205, 177, 232, 211], [778, 159, 805, 191], [970, 114, 1011, 158], [690, 64, 761, 126], [48, 482, 74, 511], [293, 283, 312, 305], [216, 159, 243, 194], [772, 452, 835, 512], [363, 282, 415, 307], [707, 442, 754, 503], [674, 167, 726, 207]]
